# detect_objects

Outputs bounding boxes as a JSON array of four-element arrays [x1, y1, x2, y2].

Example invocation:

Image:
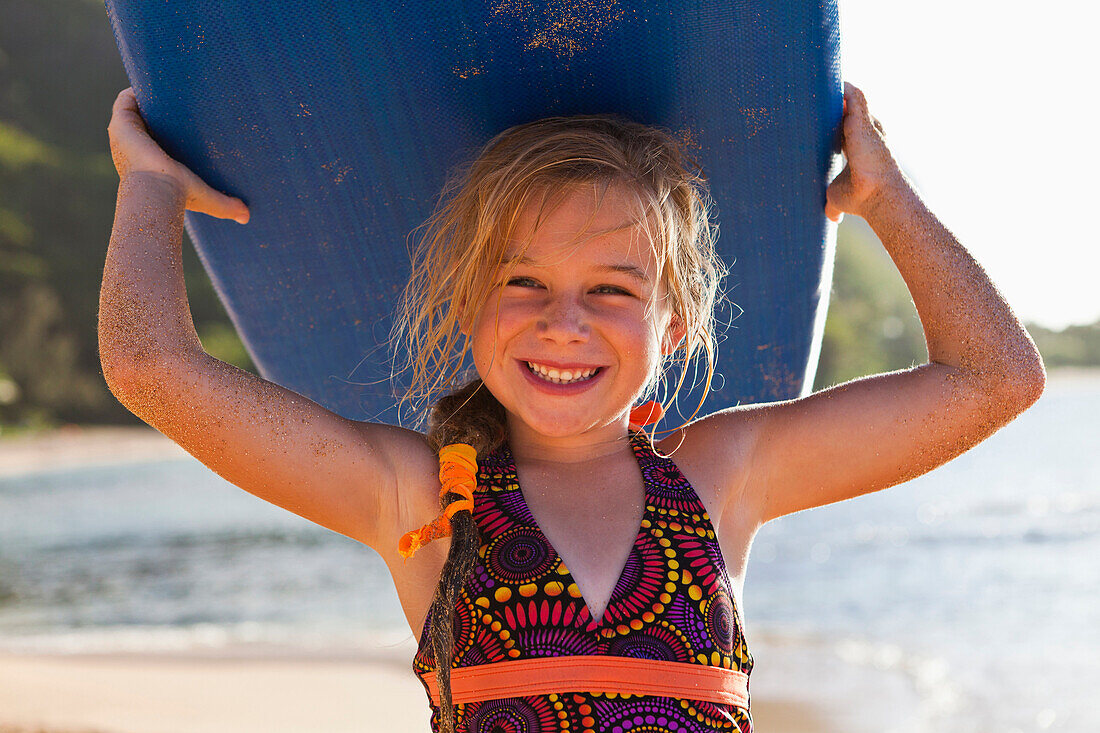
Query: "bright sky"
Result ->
[[837, 1, 1098, 330]]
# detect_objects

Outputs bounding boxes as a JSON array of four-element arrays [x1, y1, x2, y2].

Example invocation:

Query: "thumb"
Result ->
[[188, 184, 250, 224], [228, 197, 250, 225], [827, 162, 853, 204]]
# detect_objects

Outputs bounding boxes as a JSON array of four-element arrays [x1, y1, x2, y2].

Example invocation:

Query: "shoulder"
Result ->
[[349, 422, 443, 558], [652, 406, 766, 524], [350, 420, 437, 486]]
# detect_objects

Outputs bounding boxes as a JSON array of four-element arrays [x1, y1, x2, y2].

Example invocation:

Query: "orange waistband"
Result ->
[[420, 656, 749, 708]]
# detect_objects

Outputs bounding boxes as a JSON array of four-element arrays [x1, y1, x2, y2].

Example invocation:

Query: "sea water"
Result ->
[[0, 371, 1096, 732]]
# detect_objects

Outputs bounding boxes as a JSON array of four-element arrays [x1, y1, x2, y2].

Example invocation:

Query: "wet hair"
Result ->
[[389, 113, 727, 732]]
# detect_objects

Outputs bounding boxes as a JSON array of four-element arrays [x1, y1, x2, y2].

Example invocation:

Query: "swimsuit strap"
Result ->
[[419, 655, 749, 708]]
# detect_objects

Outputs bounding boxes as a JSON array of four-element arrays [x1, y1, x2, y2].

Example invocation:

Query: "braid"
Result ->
[[424, 377, 506, 733]]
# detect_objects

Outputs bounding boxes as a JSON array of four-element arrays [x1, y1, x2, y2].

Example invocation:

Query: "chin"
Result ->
[[512, 411, 591, 437]]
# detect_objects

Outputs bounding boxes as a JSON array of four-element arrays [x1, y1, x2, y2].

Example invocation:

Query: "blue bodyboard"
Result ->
[[103, 1, 842, 427]]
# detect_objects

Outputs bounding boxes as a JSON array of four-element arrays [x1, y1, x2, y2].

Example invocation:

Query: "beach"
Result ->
[[0, 424, 838, 733], [0, 644, 431, 733], [0, 647, 832, 733], [4, 373, 1096, 733]]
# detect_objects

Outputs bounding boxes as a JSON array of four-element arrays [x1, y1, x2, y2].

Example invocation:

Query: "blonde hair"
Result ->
[[388, 113, 727, 732]]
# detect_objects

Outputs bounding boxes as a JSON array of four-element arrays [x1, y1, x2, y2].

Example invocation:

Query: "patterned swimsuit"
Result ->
[[413, 429, 754, 732]]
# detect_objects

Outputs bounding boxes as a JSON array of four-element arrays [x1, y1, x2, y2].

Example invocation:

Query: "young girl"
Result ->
[[100, 81, 1045, 732]]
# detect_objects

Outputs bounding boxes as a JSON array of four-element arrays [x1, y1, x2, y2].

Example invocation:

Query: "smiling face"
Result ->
[[461, 182, 685, 456]]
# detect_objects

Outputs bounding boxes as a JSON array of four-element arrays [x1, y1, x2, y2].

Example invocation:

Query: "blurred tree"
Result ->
[[0, 0, 254, 432], [1026, 321, 1100, 368], [814, 216, 927, 390]]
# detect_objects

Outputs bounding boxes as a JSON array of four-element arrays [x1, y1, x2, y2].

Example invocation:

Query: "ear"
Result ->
[[661, 313, 687, 355]]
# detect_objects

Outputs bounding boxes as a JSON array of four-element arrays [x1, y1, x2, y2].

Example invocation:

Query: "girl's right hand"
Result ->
[[108, 87, 250, 224]]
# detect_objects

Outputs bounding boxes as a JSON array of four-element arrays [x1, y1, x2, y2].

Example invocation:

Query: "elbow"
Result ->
[[98, 340, 152, 403], [99, 350, 137, 402], [1017, 362, 1046, 408], [1005, 372, 1045, 412], [99, 322, 135, 396], [997, 347, 1047, 411], [956, 345, 1046, 415]]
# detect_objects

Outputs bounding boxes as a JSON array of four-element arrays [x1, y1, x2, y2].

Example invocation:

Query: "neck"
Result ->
[[504, 415, 637, 467]]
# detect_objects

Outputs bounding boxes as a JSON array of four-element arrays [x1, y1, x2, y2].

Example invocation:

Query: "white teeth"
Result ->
[[526, 361, 598, 385]]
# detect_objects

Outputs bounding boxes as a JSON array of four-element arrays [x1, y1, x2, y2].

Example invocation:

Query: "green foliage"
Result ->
[[814, 217, 927, 390], [0, 283, 110, 428], [0, 120, 64, 170], [0, 0, 257, 430], [1026, 321, 1100, 368], [196, 321, 258, 372]]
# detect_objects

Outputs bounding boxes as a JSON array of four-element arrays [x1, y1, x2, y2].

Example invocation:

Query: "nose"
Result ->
[[536, 293, 590, 344]]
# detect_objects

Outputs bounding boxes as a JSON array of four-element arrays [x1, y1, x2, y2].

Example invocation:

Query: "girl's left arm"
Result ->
[[709, 82, 1045, 526]]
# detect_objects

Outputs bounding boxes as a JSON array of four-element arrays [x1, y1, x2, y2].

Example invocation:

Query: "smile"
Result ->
[[517, 359, 606, 393], [526, 361, 601, 384]]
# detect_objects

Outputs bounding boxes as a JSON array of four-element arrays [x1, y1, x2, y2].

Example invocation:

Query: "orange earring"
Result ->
[[628, 400, 664, 429]]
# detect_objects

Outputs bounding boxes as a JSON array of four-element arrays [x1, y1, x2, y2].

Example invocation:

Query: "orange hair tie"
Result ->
[[628, 400, 664, 429], [398, 443, 478, 559]]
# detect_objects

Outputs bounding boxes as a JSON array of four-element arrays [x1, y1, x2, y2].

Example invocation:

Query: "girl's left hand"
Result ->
[[825, 81, 906, 222]]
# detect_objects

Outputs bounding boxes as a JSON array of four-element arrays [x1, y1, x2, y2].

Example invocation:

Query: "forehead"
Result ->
[[504, 182, 656, 266]]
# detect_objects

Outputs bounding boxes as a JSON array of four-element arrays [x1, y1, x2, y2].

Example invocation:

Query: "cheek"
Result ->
[[470, 300, 526, 366], [473, 300, 525, 339], [609, 314, 663, 362]]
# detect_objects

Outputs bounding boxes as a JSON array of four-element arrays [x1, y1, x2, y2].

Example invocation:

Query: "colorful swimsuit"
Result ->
[[413, 429, 754, 732]]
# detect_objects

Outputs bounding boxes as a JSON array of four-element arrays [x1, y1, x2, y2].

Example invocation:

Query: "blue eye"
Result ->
[[594, 285, 633, 296], [506, 277, 539, 287]]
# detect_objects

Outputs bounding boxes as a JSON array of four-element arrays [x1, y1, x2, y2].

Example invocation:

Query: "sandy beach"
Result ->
[[0, 424, 839, 732], [0, 646, 833, 733], [0, 645, 432, 733]]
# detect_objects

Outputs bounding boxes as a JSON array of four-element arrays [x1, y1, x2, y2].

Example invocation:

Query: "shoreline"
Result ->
[[0, 647, 838, 733], [0, 424, 188, 479]]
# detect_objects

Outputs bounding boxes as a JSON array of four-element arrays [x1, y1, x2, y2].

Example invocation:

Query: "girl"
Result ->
[[99, 81, 1045, 732]]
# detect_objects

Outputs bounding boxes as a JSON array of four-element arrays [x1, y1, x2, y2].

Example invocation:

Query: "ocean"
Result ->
[[1, 371, 1096, 732]]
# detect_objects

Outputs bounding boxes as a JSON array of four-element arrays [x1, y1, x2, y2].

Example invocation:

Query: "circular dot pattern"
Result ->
[[414, 430, 754, 732], [485, 527, 557, 584], [463, 696, 559, 733]]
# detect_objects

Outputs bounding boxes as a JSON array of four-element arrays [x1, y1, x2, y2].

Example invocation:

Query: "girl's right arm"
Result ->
[[99, 89, 437, 558]]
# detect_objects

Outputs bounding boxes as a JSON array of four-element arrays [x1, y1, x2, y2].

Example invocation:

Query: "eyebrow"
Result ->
[[502, 254, 653, 284]]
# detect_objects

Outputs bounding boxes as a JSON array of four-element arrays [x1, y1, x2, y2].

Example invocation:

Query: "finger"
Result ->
[[828, 163, 852, 200], [111, 87, 138, 117], [843, 83, 874, 128], [192, 200, 250, 225], [844, 81, 866, 106], [109, 90, 150, 134], [842, 85, 883, 139], [191, 187, 251, 224]]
